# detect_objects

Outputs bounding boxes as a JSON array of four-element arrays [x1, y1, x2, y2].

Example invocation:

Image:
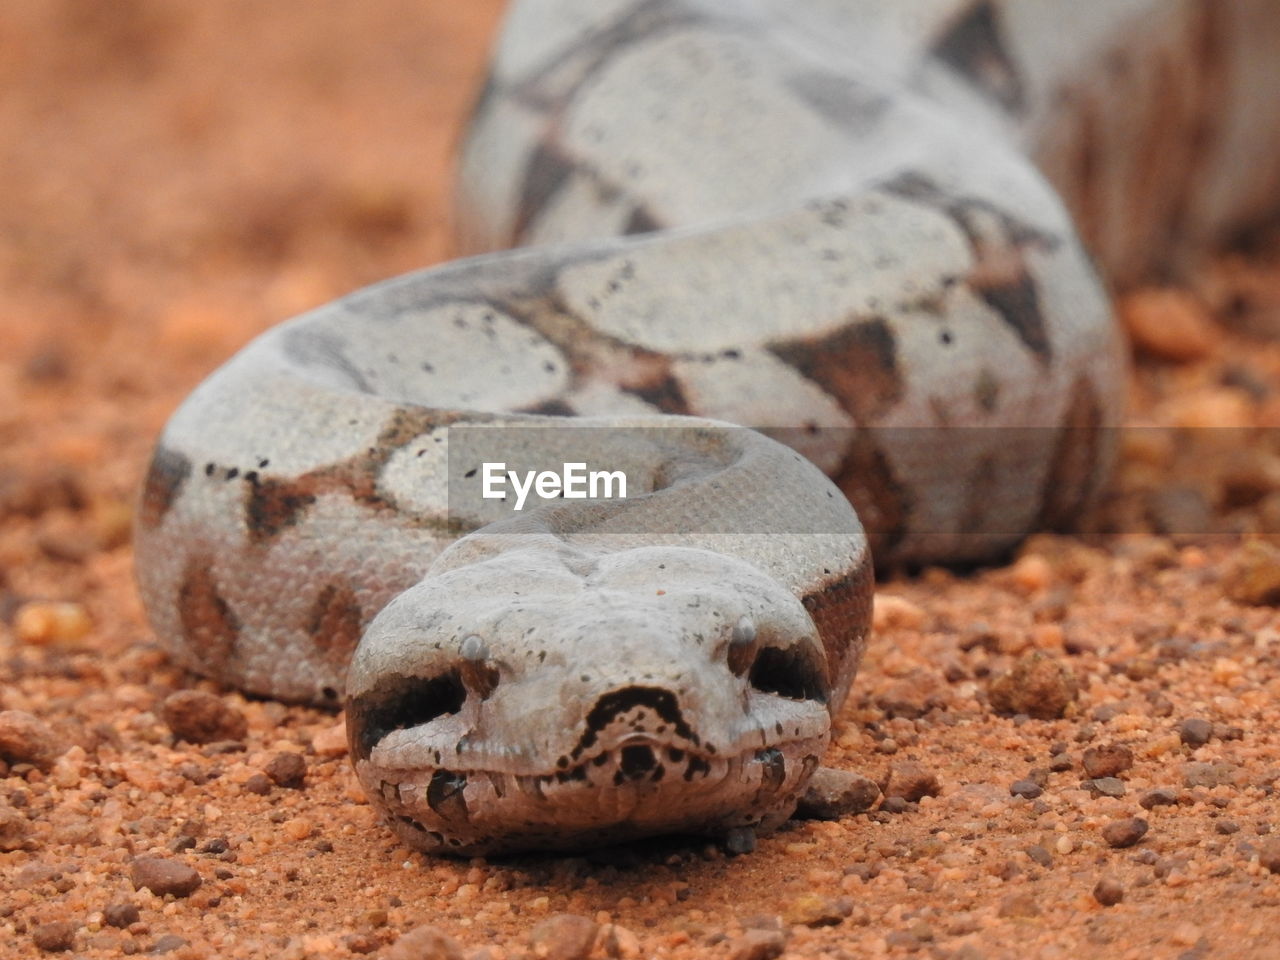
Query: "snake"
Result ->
[[134, 0, 1280, 855]]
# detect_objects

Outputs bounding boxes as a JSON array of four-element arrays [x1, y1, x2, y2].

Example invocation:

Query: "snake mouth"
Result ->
[[355, 720, 829, 856]]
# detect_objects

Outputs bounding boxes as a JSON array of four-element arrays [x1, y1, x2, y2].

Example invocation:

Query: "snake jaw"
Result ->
[[345, 543, 833, 854]]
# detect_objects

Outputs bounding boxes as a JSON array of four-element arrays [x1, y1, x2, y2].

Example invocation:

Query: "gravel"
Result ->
[[161, 691, 248, 745], [1140, 787, 1179, 809], [1093, 876, 1125, 906], [0, 710, 65, 770], [31, 921, 76, 953], [1082, 743, 1135, 778], [795, 768, 881, 819], [384, 925, 465, 960], [987, 652, 1078, 719], [104, 903, 141, 928], [130, 857, 203, 898], [728, 929, 786, 960], [1010, 779, 1043, 799], [880, 761, 941, 802], [1178, 717, 1214, 747], [1102, 817, 1150, 849], [528, 915, 599, 960], [264, 751, 307, 788]]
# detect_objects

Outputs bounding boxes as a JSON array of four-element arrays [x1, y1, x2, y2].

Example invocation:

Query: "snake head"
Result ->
[[344, 540, 832, 855]]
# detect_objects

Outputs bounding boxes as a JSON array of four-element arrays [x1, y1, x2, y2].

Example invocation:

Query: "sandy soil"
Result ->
[[2, 3, 1279, 958]]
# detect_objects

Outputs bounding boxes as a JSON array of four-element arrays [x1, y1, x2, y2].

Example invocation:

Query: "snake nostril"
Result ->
[[748, 645, 828, 703], [348, 670, 467, 759], [619, 744, 657, 779]]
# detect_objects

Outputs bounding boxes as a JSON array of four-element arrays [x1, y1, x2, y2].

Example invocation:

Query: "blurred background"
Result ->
[[1, 1, 506, 635]]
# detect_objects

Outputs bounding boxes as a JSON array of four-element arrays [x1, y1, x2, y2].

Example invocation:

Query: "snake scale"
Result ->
[[135, 1, 1280, 855]]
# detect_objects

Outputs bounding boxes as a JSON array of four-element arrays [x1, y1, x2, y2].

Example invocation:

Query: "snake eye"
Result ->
[[748, 645, 828, 703], [347, 671, 467, 760]]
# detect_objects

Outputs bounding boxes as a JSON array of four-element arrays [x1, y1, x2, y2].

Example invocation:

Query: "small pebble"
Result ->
[[14, 601, 93, 646], [312, 719, 349, 756], [783, 893, 852, 927], [997, 893, 1040, 918], [1085, 777, 1126, 798], [1223, 540, 1280, 605], [264, 751, 307, 788], [1093, 876, 1125, 906], [871, 594, 926, 630], [0, 803, 31, 852], [1120, 288, 1219, 362], [1183, 762, 1239, 788], [1140, 788, 1178, 809], [880, 761, 940, 802], [104, 903, 140, 928], [1025, 845, 1053, 868], [242, 773, 272, 796], [151, 935, 189, 955], [528, 914, 599, 960], [1009, 779, 1042, 799], [1178, 717, 1213, 747], [1102, 817, 1149, 849], [1082, 743, 1134, 778], [987, 652, 1077, 719], [0, 710, 65, 770], [1048, 752, 1073, 772], [880, 796, 910, 815], [161, 691, 248, 744], [130, 857, 202, 898], [384, 925, 465, 960], [723, 827, 756, 856], [795, 768, 880, 819], [1259, 839, 1280, 874], [599, 924, 640, 959], [32, 920, 76, 953], [1215, 820, 1240, 835], [728, 929, 786, 960]]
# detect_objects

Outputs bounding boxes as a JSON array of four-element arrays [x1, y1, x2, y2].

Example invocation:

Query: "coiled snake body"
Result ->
[[135, 1, 1280, 854]]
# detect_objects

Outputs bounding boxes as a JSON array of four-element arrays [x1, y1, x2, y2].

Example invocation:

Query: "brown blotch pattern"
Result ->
[[139, 446, 191, 529], [177, 557, 241, 672], [306, 583, 365, 672], [1036, 374, 1104, 530], [618, 353, 691, 414], [831, 432, 912, 565], [800, 547, 874, 711], [244, 406, 454, 544], [770, 316, 903, 424], [514, 141, 577, 242], [245, 476, 319, 542], [885, 173, 1057, 364], [931, 0, 1026, 113]]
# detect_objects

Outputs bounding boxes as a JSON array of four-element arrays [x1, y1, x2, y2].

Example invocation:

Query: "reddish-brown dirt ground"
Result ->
[[3, 3, 1280, 959]]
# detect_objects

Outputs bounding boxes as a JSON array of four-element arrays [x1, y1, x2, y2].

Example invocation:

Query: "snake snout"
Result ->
[[618, 743, 658, 780]]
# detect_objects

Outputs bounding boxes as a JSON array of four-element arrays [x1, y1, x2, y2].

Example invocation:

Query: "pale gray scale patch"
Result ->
[[281, 328, 373, 394], [555, 193, 971, 355], [320, 301, 571, 412], [521, 167, 642, 247], [669, 350, 853, 475], [784, 70, 891, 136], [560, 27, 853, 225], [502, 0, 715, 112]]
